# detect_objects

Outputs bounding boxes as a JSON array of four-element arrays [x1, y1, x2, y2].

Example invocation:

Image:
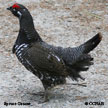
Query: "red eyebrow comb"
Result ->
[[12, 3, 20, 9]]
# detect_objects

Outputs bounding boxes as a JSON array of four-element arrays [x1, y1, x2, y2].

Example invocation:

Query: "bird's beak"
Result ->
[[7, 7, 11, 10]]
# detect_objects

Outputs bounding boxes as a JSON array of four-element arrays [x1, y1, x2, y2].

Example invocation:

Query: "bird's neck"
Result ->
[[19, 14, 34, 30], [18, 15, 42, 44]]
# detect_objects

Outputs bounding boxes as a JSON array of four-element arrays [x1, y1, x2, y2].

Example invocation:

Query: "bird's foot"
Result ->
[[28, 91, 44, 96], [38, 96, 49, 104], [66, 83, 87, 87]]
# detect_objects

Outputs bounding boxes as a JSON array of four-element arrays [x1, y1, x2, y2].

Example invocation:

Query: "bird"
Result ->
[[7, 3, 102, 102]]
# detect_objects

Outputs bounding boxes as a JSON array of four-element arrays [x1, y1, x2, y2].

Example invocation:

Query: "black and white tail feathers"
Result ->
[[67, 33, 102, 81]]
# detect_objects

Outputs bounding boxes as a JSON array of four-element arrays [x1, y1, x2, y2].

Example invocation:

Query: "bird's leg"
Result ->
[[39, 88, 51, 103], [43, 88, 51, 102]]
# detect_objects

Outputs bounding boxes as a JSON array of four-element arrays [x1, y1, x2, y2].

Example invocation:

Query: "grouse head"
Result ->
[[7, 3, 42, 43], [7, 3, 30, 19]]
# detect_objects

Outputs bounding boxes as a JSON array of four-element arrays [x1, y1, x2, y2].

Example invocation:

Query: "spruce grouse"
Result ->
[[7, 3, 102, 102]]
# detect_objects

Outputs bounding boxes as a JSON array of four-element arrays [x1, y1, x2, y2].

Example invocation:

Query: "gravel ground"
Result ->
[[0, 0, 108, 108]]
